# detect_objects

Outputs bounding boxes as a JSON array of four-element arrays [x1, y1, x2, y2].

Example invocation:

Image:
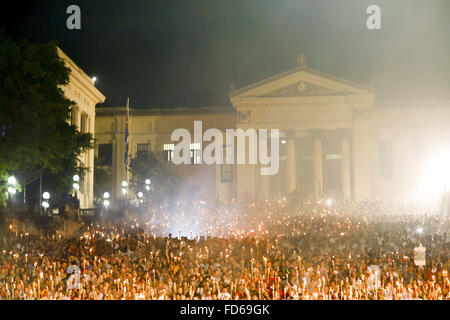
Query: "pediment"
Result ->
[[230, 66, 372, 100], [261, 81, 350, 97]]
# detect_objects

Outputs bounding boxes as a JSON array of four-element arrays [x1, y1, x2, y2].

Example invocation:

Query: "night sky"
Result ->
[[1, 0, 449, 108]]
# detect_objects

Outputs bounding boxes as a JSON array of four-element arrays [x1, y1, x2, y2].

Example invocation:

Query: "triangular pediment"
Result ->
[[230, 65, 372, 99], [261, 81, 350, 97]]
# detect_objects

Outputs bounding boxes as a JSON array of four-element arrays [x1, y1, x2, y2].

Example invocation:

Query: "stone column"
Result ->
[[313, 135, 323, 198], [341, 136, 351, 200], [236, 142, 257, 202], [352, 108, 371, 201], [285, 131, 296, 195]]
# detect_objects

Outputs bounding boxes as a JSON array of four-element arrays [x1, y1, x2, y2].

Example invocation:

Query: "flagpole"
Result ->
[[126, 97, 130, 186]]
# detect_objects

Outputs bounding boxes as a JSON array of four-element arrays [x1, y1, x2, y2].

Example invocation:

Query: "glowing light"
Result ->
[[92, 76, 97, 83], [122, 188, 127, 195], [103, 200, 110, 208], [43, 192, 50, 200], [416, 227, 423, 234], [145, 179, 151, 185], [326, 198, 333, 207], [138, 192, 143, 198], [73, 175, 80, 182], [103, 192, 110, 199], [42, 201, 49, 209], [146, 185, 150, 191], [7, 176, 17, 185], [281, 139, 287, 145], [73, 183, 80, 190], [415, 149, 450, 199], [7, 187, 16, 194], [122, 181, 128, 187]]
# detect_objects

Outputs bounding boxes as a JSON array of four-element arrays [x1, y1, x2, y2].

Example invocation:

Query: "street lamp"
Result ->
[[102, 191, 110, 213], [121, 180, 128, 196], [138, 192, 143, 199], [7, 176, 17, 186], [7, 176, 17, 199], [42, 192, 50, 213], [73, 175, 80, 204]]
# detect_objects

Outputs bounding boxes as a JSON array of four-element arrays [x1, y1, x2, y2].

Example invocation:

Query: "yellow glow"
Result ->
[[415, 148, 450, 199]]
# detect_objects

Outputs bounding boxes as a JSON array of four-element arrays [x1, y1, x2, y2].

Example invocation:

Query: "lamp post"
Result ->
[[42, 192, 50, 215], [7, 176, 17, 199], [103, 192, 109, 209], [73, 175, 80, 208], [121, 180, 128, 197], [145, 179, 151, 206], [103, 192, 110, 212], [121, 181, 128, 216], [73, 175, 80, 194], [6, 176, 17, 215]]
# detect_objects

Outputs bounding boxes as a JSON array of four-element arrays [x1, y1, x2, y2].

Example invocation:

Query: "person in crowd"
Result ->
[[0, 200, 448, 300]]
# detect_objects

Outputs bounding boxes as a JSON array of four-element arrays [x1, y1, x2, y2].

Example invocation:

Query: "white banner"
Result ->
[[414, 246, 426, 267]]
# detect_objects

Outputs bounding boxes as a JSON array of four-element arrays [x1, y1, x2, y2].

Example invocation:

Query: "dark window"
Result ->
[[379, 140, 393, 178], [137, 143, 150, 155], [98, 144, 113, 166]]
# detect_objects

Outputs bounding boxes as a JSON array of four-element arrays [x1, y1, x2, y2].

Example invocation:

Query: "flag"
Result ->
[[124, 98, 130, 171]]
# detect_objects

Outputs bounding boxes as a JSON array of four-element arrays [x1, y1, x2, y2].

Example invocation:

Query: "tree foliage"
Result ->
[[0, 35, 94, 206], [128, 151, 180, 204], [94, 155, 112, 199]]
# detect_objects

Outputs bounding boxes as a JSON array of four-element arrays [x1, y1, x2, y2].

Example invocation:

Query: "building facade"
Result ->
[[95, 59, 450, 203], [95, 107, 235, 201], [57, 47, 106, 208]]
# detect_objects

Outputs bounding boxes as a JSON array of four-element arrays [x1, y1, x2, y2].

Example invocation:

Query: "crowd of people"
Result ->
[[0, 199, 448, 300]]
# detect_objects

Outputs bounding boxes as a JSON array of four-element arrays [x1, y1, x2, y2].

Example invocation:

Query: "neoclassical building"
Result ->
[[58, 47, 106, 208], [95, 58, 450, 203]]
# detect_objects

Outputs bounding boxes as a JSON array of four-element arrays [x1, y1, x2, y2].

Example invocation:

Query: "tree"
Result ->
[[94, 155, 112, 199], [0, 35, 94, 206], [128, 151, 180, 204]]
